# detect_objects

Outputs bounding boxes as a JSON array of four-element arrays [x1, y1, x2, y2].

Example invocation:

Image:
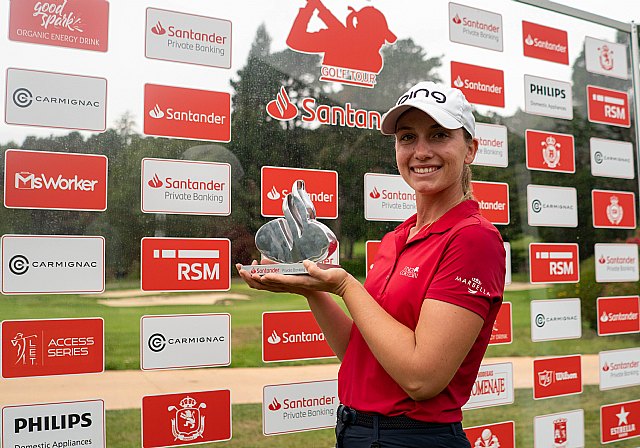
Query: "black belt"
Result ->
[[337, 405, 458, 430]]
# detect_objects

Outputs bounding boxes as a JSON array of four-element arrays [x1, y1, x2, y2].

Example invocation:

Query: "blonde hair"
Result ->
[[462, 129, 474, 200]]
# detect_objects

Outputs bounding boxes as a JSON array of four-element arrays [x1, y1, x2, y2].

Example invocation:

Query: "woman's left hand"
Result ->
[[258, 260, 355, 297]]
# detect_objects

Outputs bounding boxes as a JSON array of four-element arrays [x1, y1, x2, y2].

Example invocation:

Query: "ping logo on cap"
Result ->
[[397, 88, 447, 106]]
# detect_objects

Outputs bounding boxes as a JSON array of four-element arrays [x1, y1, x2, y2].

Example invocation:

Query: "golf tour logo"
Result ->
[[286, 0, 396, 88]]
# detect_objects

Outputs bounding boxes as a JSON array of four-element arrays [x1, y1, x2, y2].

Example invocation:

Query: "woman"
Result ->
[[237, 81, 506, 448]]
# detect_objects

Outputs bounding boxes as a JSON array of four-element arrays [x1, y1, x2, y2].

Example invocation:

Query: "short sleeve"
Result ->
[[425, 223, 506, 320]]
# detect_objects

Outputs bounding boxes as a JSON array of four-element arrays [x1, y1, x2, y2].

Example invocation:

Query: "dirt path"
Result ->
[[0, 355, 600, 410]]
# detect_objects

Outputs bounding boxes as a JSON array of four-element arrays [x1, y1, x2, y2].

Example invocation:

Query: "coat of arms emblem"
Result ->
[[538, 370, 553, 388], [553, 418, 568, 447], [542, 136, 561, 169], [168, 396, 207, 441], [606, 195, 624, 225], [599, 44, 614, 71]]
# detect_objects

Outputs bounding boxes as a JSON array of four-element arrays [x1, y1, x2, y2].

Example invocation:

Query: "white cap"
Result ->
[[380, 81, 475, 137]]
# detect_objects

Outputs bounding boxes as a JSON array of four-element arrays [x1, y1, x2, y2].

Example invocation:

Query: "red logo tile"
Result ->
[[4, 149, 107, 211], [142, 390, 231, 447], [522, 21, 568, 64], [533, 355, 582, 399], [261, 166, 338, 219], [592, 190, 636, 229], [529, 243, 579, 284], [141, 238, 230, 292], [451, 61, 505, 107], [465, 421, 515, 448], [597, 296, 640, 336], [144, 84, 231, 142], [366, 240, 381, 275], [490, 302, 512, 345], [262, 311, 334, 362], [2, 318, 103, 378], [587, 85, 630, 127], [525, 130, 575, 173], [601, 400, 640, 444], [471, 181, 509, 225]]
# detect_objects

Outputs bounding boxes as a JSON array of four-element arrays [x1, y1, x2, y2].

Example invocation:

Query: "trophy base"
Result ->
[[240, 263, 340, 276]]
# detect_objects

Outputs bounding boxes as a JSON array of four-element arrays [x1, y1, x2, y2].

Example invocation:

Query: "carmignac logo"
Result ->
[[8, 255, 29, 275], [594, 151, 604, 164], [148, 333, 166, 352], [532, 199, 542, 213], [13, 88, 33, 108], [535, 313, 546, 327]]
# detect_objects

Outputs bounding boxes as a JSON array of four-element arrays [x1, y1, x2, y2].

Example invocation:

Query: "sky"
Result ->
[[0, 0, 638, 144]]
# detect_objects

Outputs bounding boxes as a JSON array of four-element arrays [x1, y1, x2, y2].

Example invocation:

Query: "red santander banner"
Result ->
[[451, 61, 505, 107], [141, 238, 230, 292], [262, 311, 334, 362], [533, 355, 582, 399], [490, 302, 512, 345], [522, 21, 568, 64], [2, 318, 103, 378], [144, 84, 231, 142], [4, 149, 107, 211], [464, 421, 515, 448], [525, 130, 575, 173], [592, 190, 636, 229], [601, 399, 640, 444], [142, 390, 231, 447], [9, 0, 109, 52], [261, 166, 338, 219], [587, 85, 630, 127], [471, 181, 509, 225], [597, 296, 640, 336], [529, 243, 579, 284]]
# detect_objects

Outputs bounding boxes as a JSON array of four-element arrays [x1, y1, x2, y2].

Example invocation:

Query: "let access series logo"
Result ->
[[9, 0, 109, 52], [4, 149, 107, 211], [141, 238, 230, 292], [142, 391, 231, 447], [144, 84, 230, 142], [2, 318, 103, 378]]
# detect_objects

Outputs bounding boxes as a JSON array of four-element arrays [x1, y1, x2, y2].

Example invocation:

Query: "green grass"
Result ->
[[106, 385, 640, 447], [1, 279, 638, 369]]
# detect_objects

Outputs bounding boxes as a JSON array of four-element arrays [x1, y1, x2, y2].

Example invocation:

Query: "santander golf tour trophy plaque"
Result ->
[[241, 180, 338, 275]]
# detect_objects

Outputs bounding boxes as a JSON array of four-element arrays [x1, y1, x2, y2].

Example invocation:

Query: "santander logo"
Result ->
[[267, 330, 281, 345], [268, 397, 282, 411], [266, 87, 299, 121], [148, 174, 163, 189], [369, 187, 381, 199], [151, 21, 166, 35], [266, 187, 281, 201], [149, 104, 165, 119], [454, 76, 464, 88], [452, 14, 462, 25]]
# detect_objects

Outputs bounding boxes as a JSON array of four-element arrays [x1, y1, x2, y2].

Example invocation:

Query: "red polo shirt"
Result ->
[[338, 200, 505, 423]]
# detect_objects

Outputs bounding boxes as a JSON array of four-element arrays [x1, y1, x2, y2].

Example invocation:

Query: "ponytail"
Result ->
[[462, 129, 474, 200]]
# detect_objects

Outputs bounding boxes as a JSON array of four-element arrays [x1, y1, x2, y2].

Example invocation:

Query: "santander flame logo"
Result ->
[[266, 87, 299, 121], [268, 397, 282, 411], [453, 76, 464, 88], [151, 21, 166, 35], [603, 362, 610, 372], [266, 186, 281, 201], [452, 14, 462, 25], [599, 256, 607, 264], [149, 104, 164, 119], [525, 34, 534, 46], [267, 330, 281, 345], [148, 174, 163, 188], [369, 187, 381, 199], [600, 311, 609, 323]]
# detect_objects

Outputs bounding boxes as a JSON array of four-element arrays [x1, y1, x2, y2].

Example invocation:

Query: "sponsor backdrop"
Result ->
[[0, 0, 639, 446]]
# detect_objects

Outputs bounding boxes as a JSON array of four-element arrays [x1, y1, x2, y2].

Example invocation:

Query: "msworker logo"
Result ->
[[451, 61, 504, 107], [4, 149, 107, 211], [522, 21, 569, 64], [140, 238, 230, 292], [143, 83, 231, 142]]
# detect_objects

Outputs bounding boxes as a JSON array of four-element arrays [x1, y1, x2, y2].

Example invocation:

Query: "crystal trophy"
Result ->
[[240, 179, 338, 275]]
